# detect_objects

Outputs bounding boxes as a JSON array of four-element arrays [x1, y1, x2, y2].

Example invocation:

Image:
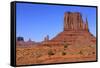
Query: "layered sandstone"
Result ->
[[43, 12, 96, 46], [64, 12, 88, 31]]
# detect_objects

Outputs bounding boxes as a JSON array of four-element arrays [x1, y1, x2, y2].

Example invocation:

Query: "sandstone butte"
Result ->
[[43, 12, 96, 46], [16, 12, 96, 65]]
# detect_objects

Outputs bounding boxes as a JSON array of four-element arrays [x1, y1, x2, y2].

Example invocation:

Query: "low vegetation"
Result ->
[[79, 50, 83, 55], [62, 51, 66, 55], [48, 50, 55, 56]]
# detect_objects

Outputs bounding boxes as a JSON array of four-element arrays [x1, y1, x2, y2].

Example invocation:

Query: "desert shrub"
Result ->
[[92, 52, 95, 54], [48, 50, 55, 56], [62, 51, 66, 55], [79, 50, 83, 55], [64, 44, 68, 48], [63, 44, 68, 51], [63, 41, 68, 49]]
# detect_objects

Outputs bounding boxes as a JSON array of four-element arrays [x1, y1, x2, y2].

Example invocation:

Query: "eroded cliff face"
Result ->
[[43, 12, 96, 46], [64, 12, 88, 31]]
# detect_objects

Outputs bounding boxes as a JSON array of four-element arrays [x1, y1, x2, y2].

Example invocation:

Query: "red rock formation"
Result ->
[[44, 35, 49, 41], [84, 17, 89, 31], [43, 12, 96, 47], [16, 12, 96, 65], [64, 12, 84, 31], [43, 35, 49, 44]]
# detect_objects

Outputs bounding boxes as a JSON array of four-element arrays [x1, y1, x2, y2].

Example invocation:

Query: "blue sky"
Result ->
[[16, 3, 97, 42]]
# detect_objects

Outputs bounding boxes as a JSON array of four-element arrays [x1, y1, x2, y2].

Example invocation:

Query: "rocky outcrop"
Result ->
[[64, 12, 88, 31], [43, 12, 96, 46], [44, 35, 49, 41]]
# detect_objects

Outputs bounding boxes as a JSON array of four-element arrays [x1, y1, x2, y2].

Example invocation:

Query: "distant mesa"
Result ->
[[17, 37, 24, 41], [16, 37, 38, 47]]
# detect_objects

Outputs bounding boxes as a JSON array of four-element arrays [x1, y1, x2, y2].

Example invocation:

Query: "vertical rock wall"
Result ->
[[64, 12, 88, 31]]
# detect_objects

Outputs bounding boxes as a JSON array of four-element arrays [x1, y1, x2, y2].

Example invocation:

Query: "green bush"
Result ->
[[62, 52, 66, 55], [48, 50, 54, 56]]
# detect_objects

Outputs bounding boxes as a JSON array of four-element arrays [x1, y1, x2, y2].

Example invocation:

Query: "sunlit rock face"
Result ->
[[64, 12, 88, 31], [44, 12, 96, 47]]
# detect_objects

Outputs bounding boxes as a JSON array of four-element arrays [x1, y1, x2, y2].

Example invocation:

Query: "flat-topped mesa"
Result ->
[[64, 12, 89, 31]]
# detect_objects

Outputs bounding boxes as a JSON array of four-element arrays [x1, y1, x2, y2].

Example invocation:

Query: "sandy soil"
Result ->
[[16, 44, 96, 65]]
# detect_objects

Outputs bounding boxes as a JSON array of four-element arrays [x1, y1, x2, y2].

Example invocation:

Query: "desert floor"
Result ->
[[16, 44, 96, 65]]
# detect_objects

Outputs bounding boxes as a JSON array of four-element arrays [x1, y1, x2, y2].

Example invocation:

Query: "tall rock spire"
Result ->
[[64, 12, 68, 30], [84, 17, 89, 31], [44, 35, 49, 41], [79, 13, 84, 30]]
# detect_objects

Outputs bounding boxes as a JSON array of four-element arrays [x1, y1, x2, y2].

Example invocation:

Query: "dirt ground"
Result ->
[[16, 44, 96, 65]]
